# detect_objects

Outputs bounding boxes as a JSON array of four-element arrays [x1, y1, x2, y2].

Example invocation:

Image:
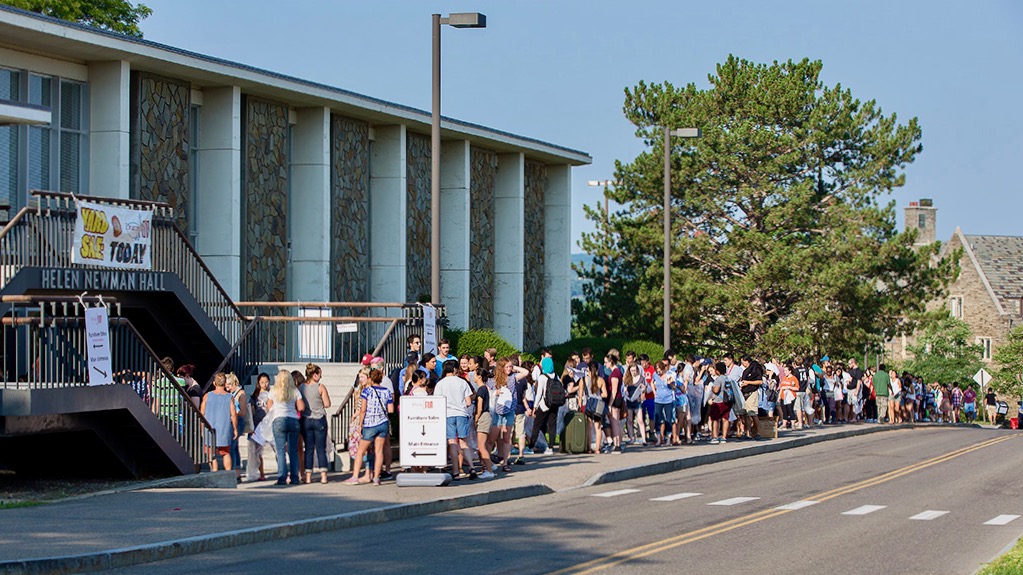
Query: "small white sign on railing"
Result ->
[[423, 304, 437, 355], [335, 323, 358, 334]]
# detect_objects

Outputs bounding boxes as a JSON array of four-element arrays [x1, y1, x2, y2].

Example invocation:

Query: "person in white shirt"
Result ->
[[434, 359, 479, 480]]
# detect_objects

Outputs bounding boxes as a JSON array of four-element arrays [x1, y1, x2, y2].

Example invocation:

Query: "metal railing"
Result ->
[[0, 191, 248, 344], [1, 296, 215, 468]]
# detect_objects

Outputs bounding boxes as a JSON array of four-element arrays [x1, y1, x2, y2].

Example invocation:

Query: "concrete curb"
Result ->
[[582, 424, 920, 487], [0, 484, 553, 575]]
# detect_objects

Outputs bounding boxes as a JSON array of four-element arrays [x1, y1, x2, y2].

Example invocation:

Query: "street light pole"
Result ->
[[431, 12, 486, 305], [587, 180, 615, 282], [663, 126, 701, 350]]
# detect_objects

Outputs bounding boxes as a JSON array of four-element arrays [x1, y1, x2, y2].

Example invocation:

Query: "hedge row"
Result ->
[[443, 329, 663, 371]]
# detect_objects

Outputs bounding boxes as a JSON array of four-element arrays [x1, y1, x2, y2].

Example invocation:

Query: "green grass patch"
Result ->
[[0, 500, 45, 510], [978, 536, 1023, 575]]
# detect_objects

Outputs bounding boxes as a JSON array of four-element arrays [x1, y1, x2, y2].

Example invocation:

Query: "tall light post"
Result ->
[[432, 12, 486, 304], [586, 180, 615, 282], [663, 126, 701, 350]]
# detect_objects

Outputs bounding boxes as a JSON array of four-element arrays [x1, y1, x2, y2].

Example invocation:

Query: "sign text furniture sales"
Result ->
[[72, 200, 153, 270]]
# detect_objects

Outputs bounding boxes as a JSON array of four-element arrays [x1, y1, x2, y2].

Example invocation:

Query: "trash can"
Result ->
[[1011, 417, 1019, 430]]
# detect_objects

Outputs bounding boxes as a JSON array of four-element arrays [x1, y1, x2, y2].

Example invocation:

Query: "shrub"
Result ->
[[451, 329, 535, 363]]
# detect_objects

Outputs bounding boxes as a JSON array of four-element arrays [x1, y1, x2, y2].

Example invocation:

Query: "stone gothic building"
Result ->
[[896, 199, 1023, 366]]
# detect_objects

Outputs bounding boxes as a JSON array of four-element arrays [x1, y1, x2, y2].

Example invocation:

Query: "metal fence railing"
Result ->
[[1, 296, 216, 469], [0, 191, 248, 345]]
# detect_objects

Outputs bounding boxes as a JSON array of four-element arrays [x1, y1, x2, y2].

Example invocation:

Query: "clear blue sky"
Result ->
[[142, 0, 1022, 249]]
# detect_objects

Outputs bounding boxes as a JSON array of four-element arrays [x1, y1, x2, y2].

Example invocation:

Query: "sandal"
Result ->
[[501, 465, 512, 473], [342, 477, 360, 485]]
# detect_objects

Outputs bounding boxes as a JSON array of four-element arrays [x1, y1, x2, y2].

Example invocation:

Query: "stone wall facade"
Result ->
[[242, 96, 289, 302], [406, 132, 431, 302], [901, 232, 1012, 364], [522, 160, 547, 352], [469, 146, 496, 329], [129, 72, 190, 235], [330, 115, 370, 305]]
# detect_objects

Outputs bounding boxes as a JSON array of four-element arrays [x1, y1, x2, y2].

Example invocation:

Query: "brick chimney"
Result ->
[[904, 198, 936, 246]]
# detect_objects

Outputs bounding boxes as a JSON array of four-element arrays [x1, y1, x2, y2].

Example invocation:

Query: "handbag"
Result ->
[[584, 396, 606, 421], [629, 383, 645, 403]]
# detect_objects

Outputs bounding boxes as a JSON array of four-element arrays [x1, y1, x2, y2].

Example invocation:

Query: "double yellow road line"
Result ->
[[547, 435, 1014, 575]]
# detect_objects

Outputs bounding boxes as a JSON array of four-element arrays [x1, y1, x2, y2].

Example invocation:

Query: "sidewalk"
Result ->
[[0, 423, 966, 574]]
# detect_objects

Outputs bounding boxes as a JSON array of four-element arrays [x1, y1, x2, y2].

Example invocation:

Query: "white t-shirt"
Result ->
[[434, 375, 473, 418], [727, 364, 744, 384]]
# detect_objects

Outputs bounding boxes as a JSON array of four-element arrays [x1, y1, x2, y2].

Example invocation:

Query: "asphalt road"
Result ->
[[101, 427, 1023, 575]]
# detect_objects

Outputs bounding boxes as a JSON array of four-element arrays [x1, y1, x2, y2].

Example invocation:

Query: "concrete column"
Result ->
[[87, 61, 130, 199], [289, 107, 331, 302], [544, 165, 572, 344], [369, 125, 407, 303], [493, 152, 525, 349], [440, 140, 470, 330], [195, 86, 242, 300]]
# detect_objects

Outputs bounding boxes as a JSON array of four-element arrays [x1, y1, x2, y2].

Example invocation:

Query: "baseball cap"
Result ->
[[361, 353, 373, 365]]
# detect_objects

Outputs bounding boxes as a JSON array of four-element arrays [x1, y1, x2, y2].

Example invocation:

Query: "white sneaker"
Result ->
[[479, 470, 496, 480], [543, 448, 553, 455]]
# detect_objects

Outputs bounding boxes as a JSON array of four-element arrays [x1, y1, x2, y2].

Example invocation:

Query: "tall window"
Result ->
[[0, 68, 21, 206], [949, 296, 963, 319], [188, 104, 200, 245], [918, 213, 926, 229], [977, 337, 992, 361], [59, 80, 84, 194], [0, 67, 87, 209]]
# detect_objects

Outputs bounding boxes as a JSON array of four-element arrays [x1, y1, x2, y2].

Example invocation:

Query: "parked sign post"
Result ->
[[399, 395, 446, 468], [85, 305, 113, 386], [974, 368, 992, 388]]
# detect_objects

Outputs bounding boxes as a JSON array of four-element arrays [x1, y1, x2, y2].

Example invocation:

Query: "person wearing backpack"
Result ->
[[528, 357, 563, 454]]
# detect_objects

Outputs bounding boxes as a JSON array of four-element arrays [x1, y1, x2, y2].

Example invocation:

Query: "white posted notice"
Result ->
[[400, 395, 447, 468], [422, 304, 437, 354], [85, 306, 113, 386]]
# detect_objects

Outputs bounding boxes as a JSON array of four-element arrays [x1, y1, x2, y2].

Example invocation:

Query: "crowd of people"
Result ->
[[329, 335, 1007, 485], [174, 335, 1009, 486]]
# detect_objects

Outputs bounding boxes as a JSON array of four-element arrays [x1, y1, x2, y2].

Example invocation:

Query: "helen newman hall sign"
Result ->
[[72, 200, 153, 270]]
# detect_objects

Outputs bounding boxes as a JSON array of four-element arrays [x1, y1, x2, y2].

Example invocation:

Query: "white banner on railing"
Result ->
[[72, 200, 153, 270]]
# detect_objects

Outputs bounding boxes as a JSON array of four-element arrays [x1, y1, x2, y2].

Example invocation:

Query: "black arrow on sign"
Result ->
[[411, 452, 436, 458], [93, 367, 108, 378], [421, 425, 426, 436]]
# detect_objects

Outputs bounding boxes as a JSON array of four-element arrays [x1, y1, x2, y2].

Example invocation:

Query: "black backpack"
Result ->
[[545, 374, 567, 408]]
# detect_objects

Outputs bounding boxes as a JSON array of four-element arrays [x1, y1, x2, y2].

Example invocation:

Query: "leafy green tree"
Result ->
[[3, 0, 152, 37], [576, 56, 958, 358], [992, 326, 1023, 398], [905, 314, 983, 384]]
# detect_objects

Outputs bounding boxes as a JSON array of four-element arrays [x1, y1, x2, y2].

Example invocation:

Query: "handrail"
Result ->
[[0, 206, 31, 238], [243, 316, 398, 323], [31, 189, 174, 211], [201, 316, 263, 394], [371, 318, 400, 358], [235, 302, 408, 308]]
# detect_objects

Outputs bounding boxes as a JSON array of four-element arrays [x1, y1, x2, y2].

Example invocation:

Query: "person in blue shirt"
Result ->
[[434, 339, 457, 379]]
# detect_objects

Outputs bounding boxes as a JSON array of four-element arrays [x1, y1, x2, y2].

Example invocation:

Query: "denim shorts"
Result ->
[[655, 402, 676, 427], [493, 411, 515, 428], [446, 415, 471, 440], [361, 421, 389, 441]]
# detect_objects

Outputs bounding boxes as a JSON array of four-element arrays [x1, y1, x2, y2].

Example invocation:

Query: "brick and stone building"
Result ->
[[897, 200, 1023, 366]]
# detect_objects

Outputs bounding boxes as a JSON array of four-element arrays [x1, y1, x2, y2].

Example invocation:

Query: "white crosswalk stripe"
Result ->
[[984, 515, 1020, 526], [909, 510, 949, 521], [842, 505, 887, 516], [708, 497, 760, 506], [591, 489, 641, 498], [775, 500, 819, 511], [650, 492, 702, 502]]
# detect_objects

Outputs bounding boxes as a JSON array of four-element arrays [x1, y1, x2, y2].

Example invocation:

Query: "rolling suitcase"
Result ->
[[561, 411, 587, 454]]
